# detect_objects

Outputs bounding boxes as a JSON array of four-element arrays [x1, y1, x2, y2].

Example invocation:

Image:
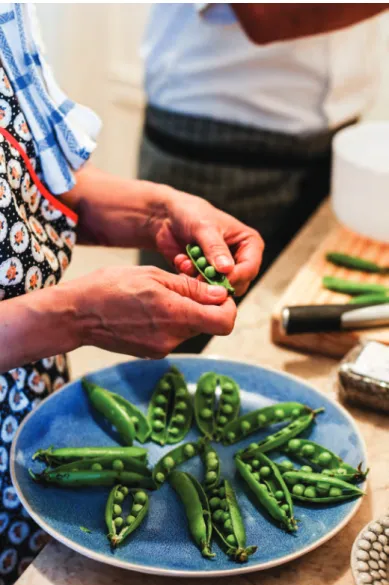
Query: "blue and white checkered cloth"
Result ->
[[0, 3, 101, 194]]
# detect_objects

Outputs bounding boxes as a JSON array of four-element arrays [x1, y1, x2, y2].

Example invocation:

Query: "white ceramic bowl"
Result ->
[[331, 122, 389, 243]]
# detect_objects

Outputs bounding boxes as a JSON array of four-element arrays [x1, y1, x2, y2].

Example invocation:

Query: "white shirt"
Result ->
[[142, 4, 384, 135]]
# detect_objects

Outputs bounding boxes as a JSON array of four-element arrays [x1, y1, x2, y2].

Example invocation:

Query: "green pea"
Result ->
[[257, 414, 267, 425], [168, 427, 180, 436], [206, 451, 217, 461], [207, 459, 218, 471], [201, 385, 215, 396], [220, 499, 228, 510], [218, 415, 228, 425], [222, 511, 230, 522], [190, 246, 202, 259], [321, 469, 332, 476], [226, 432, 236, 443], [153, 407, 165, 418], [285, 475, 298, 486], [126, 515, 136, 526], [275, 490, 284, 501], [218, 487, 226, 498], [291, 408, 301, 418], [287, 439, 301, 451], [91, 463, 103, 471], [279, 460, 294, 471], [173, 414, 185, 425], [112, 459, 124, 472], [251, 459, 260, 470], [335, 467, 347, 476], [134, 491, 147, 505], [114, 491, 124, 503], [132, 504, 143, 516], [259, 466, 271, 478], [226, 534, 237, 546], [222, 382, 234, 393], [153, 420, 165, 432], [241, 421, 251, 434], [200, 408, 213, 420], [209, 497, 221, 510], [292, 484, 305, 496], [316, 481, 330, 494], [175, 388, 187, 399], [162, 456, 175, 470], [304, 486, 317, 498], [274, 408, 285, 420], [205, 471, 217, 484], [245, 463, 253, 472], [221, 404, 233, 415], [281, 504, 289, 512], [175, 401, 187, 411], [301, 444, 315, 458], [184, 444, 195, 458], [155, 394, 167, 406], [212, 509, 224, 523], [155, 472, 165, 483], [249, 442, 258, 450], [120, 486, 129, 496], [113, 504, 122, 516], [252, 472, 260, 481], [196, 257, 207, 269], [329, 487, 342, 497], [114, 517, 124, 528], [224, 519, 233, 532], [301, 465, 313, 473], [317, 452, 332, 466], [159, 380, 171, 392], [204, 266, 216, 279]]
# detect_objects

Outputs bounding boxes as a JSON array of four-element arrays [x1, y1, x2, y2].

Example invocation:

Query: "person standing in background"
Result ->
[[138, 3, 389, 352]]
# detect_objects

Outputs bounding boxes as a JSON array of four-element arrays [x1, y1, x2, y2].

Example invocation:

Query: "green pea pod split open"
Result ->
[[169, 470, 215, 559], [282, 471, 365, 503], [195, 373, 240, 440], [107, 394, 151, 443], [32, 446, 148, 466], [105, 486, 149, 547], [199, 440, 221, 492], [282, 438, 368, 482], [186, 244, 235, 295], [33, 453, 151, 477], [152, 441, 199, 487], [82, 379, 136, 445]]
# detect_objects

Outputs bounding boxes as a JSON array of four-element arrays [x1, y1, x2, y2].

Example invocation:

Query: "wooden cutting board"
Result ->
[[271, 225, 389, 358]]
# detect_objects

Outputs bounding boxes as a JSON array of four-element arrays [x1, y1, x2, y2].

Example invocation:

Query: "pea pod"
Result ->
[[148, 367, 193, 446], [199, 440, 220, 492], [221, 402, 310, 445], [169, 470, 215, 559], [186, 244, 235, 295], [29, 469, 156, 489], [32, 446, 148, 466], [209, 479, 257, 563], [105, 394, 151, 443], [238, 408, 324, 460], [322, 276, 388, 296], [326, 252, 388, 274], [195, 373, 240, 440], [235, 453, 296, 532], [83, 379, 135, 445], [282, 471, 365, 503], [33, 454, 151, 477], [349, 293, 389, 305], [282, 438, 368, 482], [105, 486, 149, 547], [153, 442, 199, 487]]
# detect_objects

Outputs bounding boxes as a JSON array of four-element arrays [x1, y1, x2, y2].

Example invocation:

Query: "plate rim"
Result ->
[[11, 354, 367, 578]]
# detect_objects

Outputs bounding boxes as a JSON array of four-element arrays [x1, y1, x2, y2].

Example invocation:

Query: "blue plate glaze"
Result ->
[[11, 357, 367, 577]]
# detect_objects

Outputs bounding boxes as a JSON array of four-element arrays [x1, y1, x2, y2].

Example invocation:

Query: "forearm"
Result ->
[[0, 282, 83, 372], [61, 165, 170, 248], [231, 3, 388, 45]]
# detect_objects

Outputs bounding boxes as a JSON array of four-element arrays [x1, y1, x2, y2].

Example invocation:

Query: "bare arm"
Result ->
[[231, 3, 388, 45]]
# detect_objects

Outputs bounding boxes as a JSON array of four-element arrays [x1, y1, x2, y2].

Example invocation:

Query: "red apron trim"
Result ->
[[0, 127, 78, 223]]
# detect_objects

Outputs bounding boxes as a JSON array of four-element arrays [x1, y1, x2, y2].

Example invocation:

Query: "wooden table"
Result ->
[[16, 203, 389, 585]]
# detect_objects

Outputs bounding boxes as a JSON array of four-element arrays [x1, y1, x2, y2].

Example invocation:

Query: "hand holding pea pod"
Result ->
[[153, 442, 199, 487], [169, 470, 215, 558], [282, 471, 365, 503], [186, 245, 235, 295], [106, 486, 149, 547], [195, 373, 240, 440]]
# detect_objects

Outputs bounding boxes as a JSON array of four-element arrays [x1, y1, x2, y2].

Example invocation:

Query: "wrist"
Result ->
[[138, 181, 174, 245]]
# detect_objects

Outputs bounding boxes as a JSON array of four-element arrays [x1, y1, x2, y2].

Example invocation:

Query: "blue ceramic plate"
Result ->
[[11, 356, 367, 577]]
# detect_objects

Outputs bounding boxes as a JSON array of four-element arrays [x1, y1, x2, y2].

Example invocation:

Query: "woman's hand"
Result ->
[[77, 266, 237, 358]]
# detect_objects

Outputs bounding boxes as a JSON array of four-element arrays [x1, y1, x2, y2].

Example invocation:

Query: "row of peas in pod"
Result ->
[[30, 366, 368, 555]]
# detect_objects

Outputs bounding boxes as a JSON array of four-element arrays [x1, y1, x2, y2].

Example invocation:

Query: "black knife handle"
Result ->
[[281, 304, 372, 335]]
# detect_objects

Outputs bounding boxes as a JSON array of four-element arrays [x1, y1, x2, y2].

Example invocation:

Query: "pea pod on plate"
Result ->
[[106, 486, 149, 547], [235, 452, 297, 532], [221, 402, 309, 445], [209, 478, 257, 563], [199, 440, 221, 492], [195, 372, 240, 440], [282, 438, 368, 482], [32, 445, 148, 466], [153, 442, 199, 487], [186, 244, 235, 295], [282, 471, 365, 503], [148, 367, 193, 446], [169, 470, 215, 559]]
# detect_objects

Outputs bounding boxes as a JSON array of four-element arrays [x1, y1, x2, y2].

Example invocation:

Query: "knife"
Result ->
[[281, 303, 389, 335]]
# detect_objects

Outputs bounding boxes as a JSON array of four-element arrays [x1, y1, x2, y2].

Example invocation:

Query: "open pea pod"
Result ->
[[238, 408, 324, 460], [195, 373, 240, 441], [148, 367, 193, 445], [282, 471, 365, 504], [199, 440, 221, 492], [105, 486, 149, 547], [169, 470, 215, 559], [235, 453, 296, 532], [32, 446, 148, 466], [33, 454, 151, 476], [209, 479, 257, 563], [106, 394, 151, 443], [282, 438, 368, 482], [186, 244, 235, 295], [152, 441, 199, 487], [221, 402, 309, 445]]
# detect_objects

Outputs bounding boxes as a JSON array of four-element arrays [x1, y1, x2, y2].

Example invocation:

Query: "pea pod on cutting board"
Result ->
[[326, 252, 389, 274], [282, 438, 368, 482], [32, 445, 148, 466], [282, 471, 365, 503], [322, 276, 388, 296], [153, 442, 199, 487], [238, 408, 324, 460], [148, 367, 193, 446], [195, 372, 240, 440], [169, 470, 215, 559], [235, 453, 296, 532], [186, 244, 235, 295], [106, 486, 149, 547], [209, 479, 257, 563], [82, 379, 136, 445], [199, 440, 220, 492], [348, 292, 389, 305], [221, 402, 310, 445]]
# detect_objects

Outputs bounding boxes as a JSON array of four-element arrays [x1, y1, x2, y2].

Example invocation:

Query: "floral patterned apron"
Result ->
[[0, 67, 77, 585]]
